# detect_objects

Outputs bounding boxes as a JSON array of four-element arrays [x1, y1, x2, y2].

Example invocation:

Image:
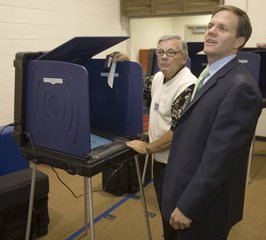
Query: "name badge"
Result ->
[[154, 102, 159, 111]]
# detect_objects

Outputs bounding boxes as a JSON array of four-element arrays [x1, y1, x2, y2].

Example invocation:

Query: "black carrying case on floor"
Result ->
[[102, 154, 152, 196], [0, 168, 49, 240]]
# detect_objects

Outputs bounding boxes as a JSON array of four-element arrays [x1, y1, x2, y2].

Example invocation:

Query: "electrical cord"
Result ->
[[103, 162, 125, 191], [51, 166, 109, 198], [51, 166, 84, 198]]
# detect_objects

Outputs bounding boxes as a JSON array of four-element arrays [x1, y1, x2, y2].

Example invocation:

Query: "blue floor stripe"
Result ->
[[66, 193, 135, 240]]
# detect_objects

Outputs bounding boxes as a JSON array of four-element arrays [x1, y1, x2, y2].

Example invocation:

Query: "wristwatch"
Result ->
[[145, 143, 151, 154]]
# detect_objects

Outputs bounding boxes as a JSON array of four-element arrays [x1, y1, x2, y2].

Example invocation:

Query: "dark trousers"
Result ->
[[153, 160, 168, 239], [154, 161, 230, 240]]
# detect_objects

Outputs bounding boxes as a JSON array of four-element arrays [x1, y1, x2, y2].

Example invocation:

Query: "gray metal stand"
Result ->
[[82, 155, 152, 240], [141, 154, 149, 185], [25, 156, 152, 240], [134, 155, 152, 240], [246, 136, 255, 186], [25, 163, 37, 240], [84, 176, 95, 240]]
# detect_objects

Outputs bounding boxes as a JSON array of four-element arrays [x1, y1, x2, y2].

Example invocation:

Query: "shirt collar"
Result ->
[[208, 54, 236, 76]]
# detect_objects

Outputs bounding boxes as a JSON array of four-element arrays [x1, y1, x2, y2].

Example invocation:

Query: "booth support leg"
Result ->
[[84, 177, 89, 235], [25, 163, 37, 240], [246, 135, 255, 186], [84, 176, 95, 240], [134, 155, 152, 240], [141, 154, 149, 185]]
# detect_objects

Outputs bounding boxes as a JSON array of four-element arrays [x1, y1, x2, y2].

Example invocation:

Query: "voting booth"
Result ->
[[13, 36, 143, 159], [13, 36, 151, 240]]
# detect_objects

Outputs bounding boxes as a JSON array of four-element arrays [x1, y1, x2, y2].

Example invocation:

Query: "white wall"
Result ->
[[225, 0, 266, 47], [0, 0, 128, 126], [129, 15, 211, 62], [225, 0, 248, 11]]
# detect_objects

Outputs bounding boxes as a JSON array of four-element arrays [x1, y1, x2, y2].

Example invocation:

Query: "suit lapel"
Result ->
[[177, 57, 239, 120], [179, 75, 217, 117]]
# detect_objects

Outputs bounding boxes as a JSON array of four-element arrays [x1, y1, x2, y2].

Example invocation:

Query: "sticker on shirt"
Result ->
[[154, 102, 159, 111]]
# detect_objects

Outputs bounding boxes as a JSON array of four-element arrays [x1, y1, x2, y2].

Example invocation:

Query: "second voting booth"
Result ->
[[13, 36, 151, 240]]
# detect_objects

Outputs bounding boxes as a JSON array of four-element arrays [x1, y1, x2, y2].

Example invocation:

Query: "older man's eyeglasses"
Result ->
[[155, 49, 182, 57]]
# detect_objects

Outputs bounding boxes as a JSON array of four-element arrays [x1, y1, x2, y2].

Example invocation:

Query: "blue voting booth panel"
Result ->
[[191, 54, 208, 77], [25, 60, 90, 157], [237, 52, 260, 84], [86, 59, 143, 138], [38, 36, 129, 65], [254, 50, 266, 97], [21, 37, 143, 158], [187, 42, 204, 60]]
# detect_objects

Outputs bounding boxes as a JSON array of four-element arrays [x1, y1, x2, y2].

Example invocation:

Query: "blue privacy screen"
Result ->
[[23, 37, 143, 157], [25, 60, 90, 157], [86, 59, 143, 138]]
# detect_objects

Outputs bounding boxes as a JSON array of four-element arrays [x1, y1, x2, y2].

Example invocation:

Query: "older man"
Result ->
[[124, 34, 197, 238]]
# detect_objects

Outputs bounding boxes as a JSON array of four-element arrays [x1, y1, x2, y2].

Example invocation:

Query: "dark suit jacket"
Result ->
[[162, 57, 263, 234]]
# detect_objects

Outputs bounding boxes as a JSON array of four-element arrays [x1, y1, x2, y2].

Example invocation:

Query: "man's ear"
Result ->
[[235, 36, 246, 49]]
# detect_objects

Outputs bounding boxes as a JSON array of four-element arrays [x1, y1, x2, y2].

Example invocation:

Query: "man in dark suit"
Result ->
[[161, 5, 263, 240]]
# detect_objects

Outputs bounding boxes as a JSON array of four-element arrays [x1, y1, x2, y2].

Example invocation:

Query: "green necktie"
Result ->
[[191, 67, 209, 100]]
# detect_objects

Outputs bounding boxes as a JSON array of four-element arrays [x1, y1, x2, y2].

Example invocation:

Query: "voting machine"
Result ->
[[13, 36, 151, 240]]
